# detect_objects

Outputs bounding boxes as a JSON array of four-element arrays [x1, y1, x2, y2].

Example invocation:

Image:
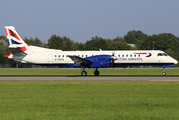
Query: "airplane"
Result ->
[[4, 26, 178, 76]]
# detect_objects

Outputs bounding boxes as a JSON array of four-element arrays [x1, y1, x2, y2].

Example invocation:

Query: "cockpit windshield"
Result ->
[[162, 53, 168, 56], [157, 53, 163, 56], [157, 53, 169, 56]]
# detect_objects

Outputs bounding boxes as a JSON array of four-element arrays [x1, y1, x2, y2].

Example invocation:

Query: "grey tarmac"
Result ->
[[0, 75, 179, 81]]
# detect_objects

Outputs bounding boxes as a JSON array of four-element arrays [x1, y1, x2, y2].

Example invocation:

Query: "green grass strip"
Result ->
[[0, 81, 179, 120], [0, 68, 179, 75]]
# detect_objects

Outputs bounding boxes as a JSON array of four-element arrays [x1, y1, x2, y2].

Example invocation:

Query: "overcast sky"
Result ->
[[0, 0, 179, 43]]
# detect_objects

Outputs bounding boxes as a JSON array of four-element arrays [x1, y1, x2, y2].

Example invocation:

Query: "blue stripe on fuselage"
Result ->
[[34, 62, 175, 68]]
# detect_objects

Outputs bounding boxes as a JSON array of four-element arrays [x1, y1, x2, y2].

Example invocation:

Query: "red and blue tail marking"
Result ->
[[4, 26, 30, 58], [5, 26, 29, 52]]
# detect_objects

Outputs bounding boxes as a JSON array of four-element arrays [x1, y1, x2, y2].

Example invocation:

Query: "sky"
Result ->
[[0, 0, 179, 43]]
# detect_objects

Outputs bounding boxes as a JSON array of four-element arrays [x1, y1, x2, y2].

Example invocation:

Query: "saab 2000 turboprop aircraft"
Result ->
[[4, 26, 178, 76]]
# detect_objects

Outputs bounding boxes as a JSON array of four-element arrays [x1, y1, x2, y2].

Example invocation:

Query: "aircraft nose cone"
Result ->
[[174, 59, 178, 64]]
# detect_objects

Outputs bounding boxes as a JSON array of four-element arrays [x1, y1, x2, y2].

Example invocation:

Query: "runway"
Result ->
[[0, 75, 179, 81]]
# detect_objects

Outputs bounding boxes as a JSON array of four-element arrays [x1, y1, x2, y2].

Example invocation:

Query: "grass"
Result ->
[[0, 81, 179, 120], [0, 68, 179, 75]]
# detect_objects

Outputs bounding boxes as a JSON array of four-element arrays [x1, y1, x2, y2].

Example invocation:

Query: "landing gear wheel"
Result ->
[[162, 72, 166, 76], [81, 71, 87, 76], [162, 67, 166, 76], [94, 71, 100, 76]]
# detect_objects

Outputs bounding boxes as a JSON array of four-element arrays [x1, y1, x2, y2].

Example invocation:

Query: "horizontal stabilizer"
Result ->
[[9, 48, 27, 56]]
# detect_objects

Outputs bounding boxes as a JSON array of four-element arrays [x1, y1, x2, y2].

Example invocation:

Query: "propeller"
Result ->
[[110, 51, 117, 68]]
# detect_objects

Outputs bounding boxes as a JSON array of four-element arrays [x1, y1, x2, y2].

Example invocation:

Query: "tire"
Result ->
[[81, 71, 87, 76], [162, 72, 166, 76], [94, 71, 100, 76]]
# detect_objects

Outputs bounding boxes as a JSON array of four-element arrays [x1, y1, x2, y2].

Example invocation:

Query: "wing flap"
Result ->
[[68, 55, 92, 66]]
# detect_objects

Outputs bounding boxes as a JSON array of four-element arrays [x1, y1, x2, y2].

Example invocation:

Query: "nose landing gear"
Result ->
[[162, 67, 166, 76]]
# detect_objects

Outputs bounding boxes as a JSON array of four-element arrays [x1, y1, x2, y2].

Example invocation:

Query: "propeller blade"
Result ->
[[112, 60, 114, 69], [112, 51, 115, 56], [111, 51, 116, 68]]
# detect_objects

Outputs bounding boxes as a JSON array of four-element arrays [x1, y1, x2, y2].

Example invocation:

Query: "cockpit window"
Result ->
[[157, 53, 163, 56], [162, 53, 168, 56]]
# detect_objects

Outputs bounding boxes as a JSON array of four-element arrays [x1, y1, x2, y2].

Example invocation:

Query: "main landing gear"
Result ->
[[81, 68, 100, 76], [81, 71, 87, 76], [94, 68, 100, 76], [81, 67, 87, 76], [162, 67, 166, 76]]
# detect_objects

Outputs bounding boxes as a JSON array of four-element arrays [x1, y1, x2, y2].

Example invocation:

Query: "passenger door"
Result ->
[[48, 54, 53, 64]]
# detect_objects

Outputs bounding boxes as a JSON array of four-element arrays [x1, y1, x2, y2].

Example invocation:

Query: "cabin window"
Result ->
[[82, 55, 84, 57], [78, 55, 80, 57], [138, 55, 140, 57], [122, 55, 124, 57], [118, 55, 120, 57], [66, 55, 68, 58], [62, 55, 64, 57], [86, 55, 88, 57], [157, 53, 163, 56], [126, 55, 128, 57], [59, 55, 60, 58], [134, 54, 136, 57], [130, 54, 132, 57]]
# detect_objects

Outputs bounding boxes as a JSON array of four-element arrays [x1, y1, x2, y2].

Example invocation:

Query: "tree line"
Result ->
[[0, 30, 179, 67]]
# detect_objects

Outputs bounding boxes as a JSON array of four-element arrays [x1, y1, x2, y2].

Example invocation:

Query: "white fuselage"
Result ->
[[11, 46, 178, 67]]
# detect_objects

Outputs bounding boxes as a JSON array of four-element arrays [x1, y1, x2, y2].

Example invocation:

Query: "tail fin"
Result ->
[[4, 26, 29, 58]]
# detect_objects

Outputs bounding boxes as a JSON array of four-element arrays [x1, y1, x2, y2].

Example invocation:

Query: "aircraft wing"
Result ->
[[68, 55, 93, 66]]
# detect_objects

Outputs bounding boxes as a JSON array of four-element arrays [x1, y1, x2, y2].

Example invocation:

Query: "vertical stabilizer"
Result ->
[[4, 26, 29, 58]]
